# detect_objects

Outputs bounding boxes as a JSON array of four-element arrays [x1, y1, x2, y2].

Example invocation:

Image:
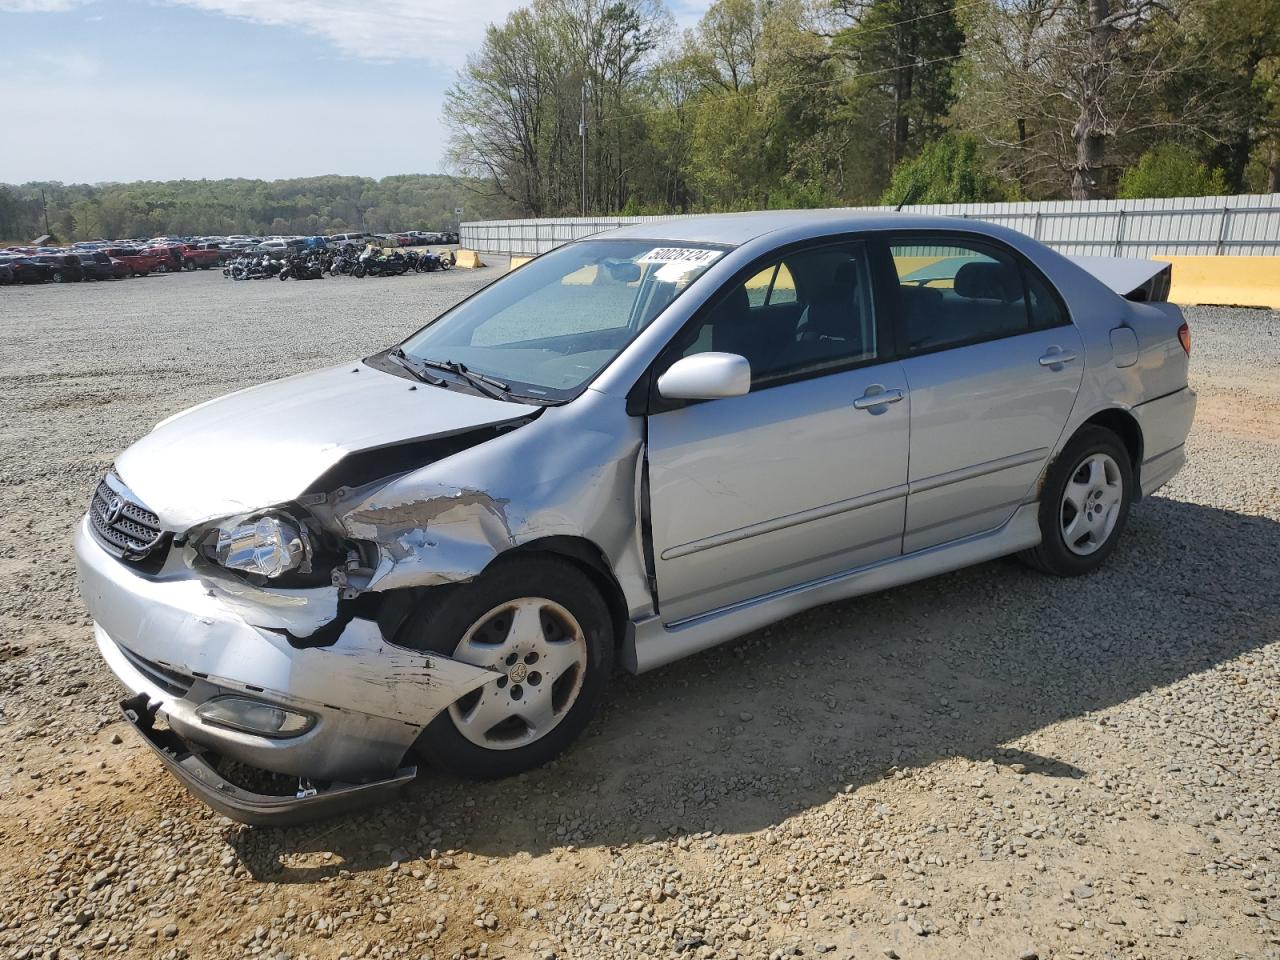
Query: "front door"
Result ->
[[646, 240, 911, 624], [886, 236, 1085, 552]]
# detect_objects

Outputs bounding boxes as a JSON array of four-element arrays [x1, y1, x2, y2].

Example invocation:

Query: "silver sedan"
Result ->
[[74, 212, 1195, 822]]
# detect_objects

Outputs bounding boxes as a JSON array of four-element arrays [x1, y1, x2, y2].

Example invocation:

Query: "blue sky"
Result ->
[[1, 0, 708, 184]]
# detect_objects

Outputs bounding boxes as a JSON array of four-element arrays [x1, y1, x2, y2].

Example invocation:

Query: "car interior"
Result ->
[[893, 246, 1035, 352], [675, 244, 878, 382]]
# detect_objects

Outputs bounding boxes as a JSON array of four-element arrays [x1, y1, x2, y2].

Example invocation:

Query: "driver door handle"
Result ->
[[853, 387, 904, 410], [1039, 349, 1078, 367]]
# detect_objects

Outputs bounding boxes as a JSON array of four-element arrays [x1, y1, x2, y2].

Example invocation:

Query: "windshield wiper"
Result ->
[[388, 347, 447, 386], [416, 358, 512, 401]]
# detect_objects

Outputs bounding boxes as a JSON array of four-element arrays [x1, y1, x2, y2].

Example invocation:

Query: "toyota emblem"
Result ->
[[107, 497, 125, 523]]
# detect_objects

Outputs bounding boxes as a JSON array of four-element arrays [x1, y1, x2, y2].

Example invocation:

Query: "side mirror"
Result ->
[[657, 353, 751, 401]]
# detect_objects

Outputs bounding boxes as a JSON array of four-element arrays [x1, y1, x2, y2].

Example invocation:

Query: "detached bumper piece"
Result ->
[[121, 695, 417, 827]]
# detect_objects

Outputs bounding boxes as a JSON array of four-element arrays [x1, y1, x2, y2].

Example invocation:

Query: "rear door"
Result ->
[[646, 239, 911, 623], [886, 235, 1084, 552]]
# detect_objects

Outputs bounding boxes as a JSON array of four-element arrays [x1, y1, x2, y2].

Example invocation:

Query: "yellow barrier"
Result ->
[[510, 256, 533, 270], [1154, 256, 1280, 310], [454, 249, 486, 269]]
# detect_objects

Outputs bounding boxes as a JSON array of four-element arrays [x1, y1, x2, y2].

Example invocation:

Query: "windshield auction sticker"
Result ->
[[637, 247, 723, 267]]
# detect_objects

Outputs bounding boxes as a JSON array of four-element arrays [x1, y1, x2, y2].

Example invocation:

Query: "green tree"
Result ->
[[880, 133, 1010, 204], [832, 0, 963, 169], [1116, 143, 1228, 199]]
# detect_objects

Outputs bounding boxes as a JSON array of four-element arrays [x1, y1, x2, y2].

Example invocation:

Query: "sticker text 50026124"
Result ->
[[636, 248, 723, 266]]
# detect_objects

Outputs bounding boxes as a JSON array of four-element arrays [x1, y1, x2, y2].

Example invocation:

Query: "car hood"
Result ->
[[115, 361, 536, 530]]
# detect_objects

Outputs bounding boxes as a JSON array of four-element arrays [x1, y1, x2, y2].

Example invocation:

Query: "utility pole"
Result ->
[[580, 82, 588, 216], [41, 189, 51, 236]]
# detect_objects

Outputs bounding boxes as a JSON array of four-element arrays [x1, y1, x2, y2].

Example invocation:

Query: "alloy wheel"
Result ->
[[1060, 452, 1124, 556], [447, 598, 588, 750]]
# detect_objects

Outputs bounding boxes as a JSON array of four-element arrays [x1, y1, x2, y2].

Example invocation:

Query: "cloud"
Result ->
[[166, 0, 521, 67], [0, 0, 89, 10]]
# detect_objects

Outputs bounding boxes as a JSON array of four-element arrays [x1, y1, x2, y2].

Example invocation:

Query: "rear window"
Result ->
[[889, 238, 1066, 352]]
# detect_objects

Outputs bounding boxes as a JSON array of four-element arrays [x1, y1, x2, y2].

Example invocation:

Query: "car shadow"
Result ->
[[228, 495, 1279, 882]]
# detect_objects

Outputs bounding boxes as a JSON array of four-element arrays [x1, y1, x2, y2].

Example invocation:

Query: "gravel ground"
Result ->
[[0, 270, 1276, 960]]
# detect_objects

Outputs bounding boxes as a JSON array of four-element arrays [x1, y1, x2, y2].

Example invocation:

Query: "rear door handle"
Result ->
[[1039, 349, 1078, 367], [853, 387, 904, 410]]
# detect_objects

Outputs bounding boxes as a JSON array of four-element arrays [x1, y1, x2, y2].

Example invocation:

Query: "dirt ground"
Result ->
[[0, 270, 1276, 960]]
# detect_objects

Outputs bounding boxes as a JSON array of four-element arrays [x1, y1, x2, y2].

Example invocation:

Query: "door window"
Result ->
[[890, 241, 1033, 352], [671, 242, 876, 386]]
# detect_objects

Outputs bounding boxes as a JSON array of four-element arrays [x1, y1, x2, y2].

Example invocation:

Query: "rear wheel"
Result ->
[[51, 270, 64, 283], [398, 555, 613, 780], [1019, 425, 1133, 576]]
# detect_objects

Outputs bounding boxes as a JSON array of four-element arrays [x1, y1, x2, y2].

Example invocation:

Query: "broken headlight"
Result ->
[[214, 514, 310, 579]]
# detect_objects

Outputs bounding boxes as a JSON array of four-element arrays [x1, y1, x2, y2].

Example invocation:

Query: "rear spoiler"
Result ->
[[1068, 256, 1172, 303]]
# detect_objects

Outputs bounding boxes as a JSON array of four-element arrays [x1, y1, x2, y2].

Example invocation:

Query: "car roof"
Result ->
[[595, 210, 1007, 247]]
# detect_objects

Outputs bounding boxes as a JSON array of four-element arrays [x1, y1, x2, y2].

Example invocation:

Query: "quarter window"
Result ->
[[1025, 268, 1067, 329], [672, 243, 876, 386]]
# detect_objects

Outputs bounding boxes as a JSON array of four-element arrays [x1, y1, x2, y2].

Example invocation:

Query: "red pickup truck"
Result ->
[[182, 243, 223, 269], [145, 243, 222, 271], [105, 247, 166, 277]]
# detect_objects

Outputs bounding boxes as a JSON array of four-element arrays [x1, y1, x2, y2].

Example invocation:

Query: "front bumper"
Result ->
[[74, 516, 496, 816], [121, 694, 417, 826]]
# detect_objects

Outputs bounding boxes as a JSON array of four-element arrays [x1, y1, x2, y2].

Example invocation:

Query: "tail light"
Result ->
[[1177, 322, 1191, 357]]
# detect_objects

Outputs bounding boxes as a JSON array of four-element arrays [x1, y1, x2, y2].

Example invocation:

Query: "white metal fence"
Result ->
[[461, 194, 1280, 258]]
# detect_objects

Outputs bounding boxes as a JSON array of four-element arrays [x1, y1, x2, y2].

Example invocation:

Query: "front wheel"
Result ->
[[398, 556, 613, 780], [1019, 425, 1132, 577]]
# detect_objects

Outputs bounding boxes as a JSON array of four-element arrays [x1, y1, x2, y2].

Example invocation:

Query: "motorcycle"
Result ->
[[329, 249, 360, 276], [355, 250, 410, 278], [279, 253, 325, 280]]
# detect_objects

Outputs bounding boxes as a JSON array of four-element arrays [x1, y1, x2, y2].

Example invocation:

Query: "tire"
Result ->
[[1019, 425, 1133, 577], [398, 555, 614, 780], [51, 271, 64, 283]]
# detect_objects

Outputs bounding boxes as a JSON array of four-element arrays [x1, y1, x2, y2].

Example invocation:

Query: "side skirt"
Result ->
[[621, 501, 1042, 674]]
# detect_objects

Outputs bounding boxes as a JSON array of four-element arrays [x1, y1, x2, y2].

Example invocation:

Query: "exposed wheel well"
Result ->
[[1078, 408, 1144, 494], [506, 537, 633, 652], [374, 538, 633, 654]]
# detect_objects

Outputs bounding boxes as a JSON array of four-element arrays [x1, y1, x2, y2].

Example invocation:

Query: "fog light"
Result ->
[[196, 696, 314, 738]]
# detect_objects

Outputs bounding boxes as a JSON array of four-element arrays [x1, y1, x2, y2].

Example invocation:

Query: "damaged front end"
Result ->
[[75, 424, 536, 824], [76, 357, 651, 824]]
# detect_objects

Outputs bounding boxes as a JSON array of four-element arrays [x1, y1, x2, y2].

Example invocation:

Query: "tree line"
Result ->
[[444, 0, 1280, 213], [0, 175, 519, 244]]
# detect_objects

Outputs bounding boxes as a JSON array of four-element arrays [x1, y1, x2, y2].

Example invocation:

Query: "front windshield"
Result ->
[[399, 239, 726, 401]]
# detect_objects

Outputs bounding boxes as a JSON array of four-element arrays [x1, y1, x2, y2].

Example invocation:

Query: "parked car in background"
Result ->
[[0, 261, 13, 284], [143, 244, 186, 273], [181, 244, 223, 270], [254, 239, 292, 259], [328, 232, 375, 248], [78, 251, 118, 281], [105, 247, 165, 276], [254, 244, 307, 263], [0, 256, 52, 283], [34, 254, 85, 282]]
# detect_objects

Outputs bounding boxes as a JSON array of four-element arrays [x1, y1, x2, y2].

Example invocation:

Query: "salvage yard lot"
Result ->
[[0, 269, 1277, 960]]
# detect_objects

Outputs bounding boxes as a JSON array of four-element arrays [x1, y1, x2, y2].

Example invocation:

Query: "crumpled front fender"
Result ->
[[75, 518, 496, 728]]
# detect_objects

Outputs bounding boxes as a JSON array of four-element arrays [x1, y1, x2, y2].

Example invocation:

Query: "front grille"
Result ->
[[118, 643, 193, 697], [88, 477, 169, 570]]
